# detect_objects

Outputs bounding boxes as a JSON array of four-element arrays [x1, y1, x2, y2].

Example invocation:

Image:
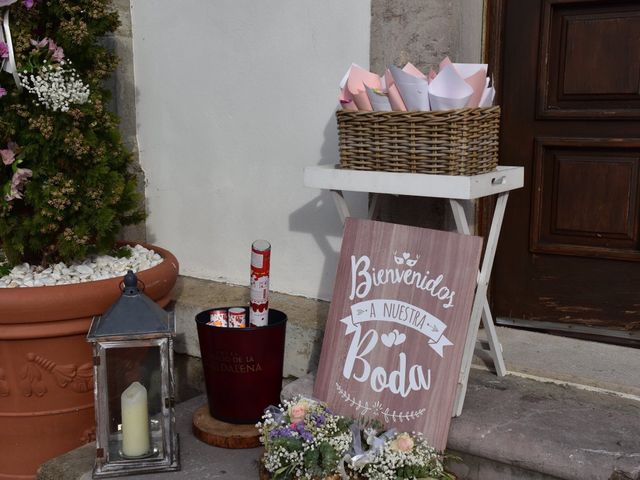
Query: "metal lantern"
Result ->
[[87, 271, 180, 478]]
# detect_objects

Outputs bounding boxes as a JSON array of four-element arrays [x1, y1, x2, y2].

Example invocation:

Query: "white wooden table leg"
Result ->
[[448, 199, 471, 235], [449, 199, 506, 376], [331, 190, 351, 225], [482, 299, 507, 376], [449, 199, 507, 377], [451, 193, 510, 416]]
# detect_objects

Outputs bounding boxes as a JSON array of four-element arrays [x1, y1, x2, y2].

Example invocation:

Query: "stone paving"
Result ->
[[39, 369, 640, 480], [38, 394, 262, 480]]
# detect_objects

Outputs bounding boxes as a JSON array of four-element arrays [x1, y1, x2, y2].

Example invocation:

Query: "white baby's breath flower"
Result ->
[[19, 63, 90, 112]]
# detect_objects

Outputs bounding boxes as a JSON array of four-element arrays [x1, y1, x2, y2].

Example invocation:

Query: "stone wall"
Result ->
[[107, 0, 146, 243], [370, 0, 484, 232]]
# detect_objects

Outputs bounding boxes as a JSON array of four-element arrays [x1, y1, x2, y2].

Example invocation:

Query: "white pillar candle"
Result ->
[[121, 381, 150, 457]]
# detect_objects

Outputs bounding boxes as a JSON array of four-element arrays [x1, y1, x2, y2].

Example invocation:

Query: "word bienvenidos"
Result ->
[[349, 255, 455, 308]]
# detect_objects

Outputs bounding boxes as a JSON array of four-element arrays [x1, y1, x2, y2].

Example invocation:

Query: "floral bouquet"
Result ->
[[257, 397, 352, 479], [257, 396, 454, 480], [347, 430, 454, 480]]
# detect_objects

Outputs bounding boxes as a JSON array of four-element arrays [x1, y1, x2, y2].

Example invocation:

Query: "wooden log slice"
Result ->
[[192, 404, 261, 449]]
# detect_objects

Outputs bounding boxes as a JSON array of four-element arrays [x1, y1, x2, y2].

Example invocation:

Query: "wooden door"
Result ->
[[492, 0, 640, 334]]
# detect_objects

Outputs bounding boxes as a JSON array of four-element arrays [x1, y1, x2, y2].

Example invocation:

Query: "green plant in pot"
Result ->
[[0, 0, 143, 266], [0, 1, 178, 478]]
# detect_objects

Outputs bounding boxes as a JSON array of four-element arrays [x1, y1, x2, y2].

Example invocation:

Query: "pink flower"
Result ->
[[22, 0, 35, 8], [1, 142, 19, 165], [48, 40, 64, 62], [51, 47, 64, 62], [0, 42, 8, 59], [12, 168, 32, 185], [288, 400, 309, 425], [0, 149, 14, 165], [390, 433, 414, 452], [0, 86, 6, 99], [5, 168, 32, 201], [30, 37, 49, 49]]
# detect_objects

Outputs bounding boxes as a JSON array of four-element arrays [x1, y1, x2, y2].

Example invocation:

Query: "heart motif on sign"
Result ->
[[381, 329, 407, 347], [393, 250, 420, 266]]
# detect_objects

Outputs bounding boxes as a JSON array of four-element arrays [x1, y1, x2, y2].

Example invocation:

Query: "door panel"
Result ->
[[493, 0, 640, 331], [538, 0, 640, 118], [531, 137, 640, 260]]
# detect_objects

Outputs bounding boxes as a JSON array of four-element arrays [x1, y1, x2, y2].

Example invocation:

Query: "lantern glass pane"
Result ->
[[104, 345, 165, 463]]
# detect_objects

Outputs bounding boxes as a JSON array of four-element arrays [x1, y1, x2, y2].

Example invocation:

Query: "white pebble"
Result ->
[[75, 264, 93, 276], [0, 245, 164, 288]]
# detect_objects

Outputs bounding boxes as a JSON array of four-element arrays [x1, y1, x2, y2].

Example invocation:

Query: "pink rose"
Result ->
[[288, 401, 309, 425], [390, 433, 414, 452]]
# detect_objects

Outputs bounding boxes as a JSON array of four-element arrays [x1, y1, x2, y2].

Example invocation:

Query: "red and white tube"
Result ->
[[250, 240, 270, 327]]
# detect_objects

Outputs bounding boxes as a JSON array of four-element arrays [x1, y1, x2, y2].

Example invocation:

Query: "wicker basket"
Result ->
[[336, 106, 500, 175]]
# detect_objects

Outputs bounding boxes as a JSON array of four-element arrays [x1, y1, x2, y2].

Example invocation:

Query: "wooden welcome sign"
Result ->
[[314, 218, 482, 451]]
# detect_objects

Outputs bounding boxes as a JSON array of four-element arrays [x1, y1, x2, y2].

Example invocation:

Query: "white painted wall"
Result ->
[[131, 0, 370, 300]]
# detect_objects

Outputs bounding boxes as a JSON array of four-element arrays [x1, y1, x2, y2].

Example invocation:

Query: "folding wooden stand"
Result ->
[[303, 165, 524, 416]]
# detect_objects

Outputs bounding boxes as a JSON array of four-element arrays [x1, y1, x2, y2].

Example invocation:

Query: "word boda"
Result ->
[[349, 255, 455, 308], [343, 328, 430, 398]]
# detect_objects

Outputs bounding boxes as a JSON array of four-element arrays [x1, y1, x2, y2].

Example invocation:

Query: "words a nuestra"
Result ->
[[349, 255, 456, 309]]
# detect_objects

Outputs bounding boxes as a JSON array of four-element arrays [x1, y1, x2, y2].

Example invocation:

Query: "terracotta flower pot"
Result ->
[[0, 243, 178, 480]]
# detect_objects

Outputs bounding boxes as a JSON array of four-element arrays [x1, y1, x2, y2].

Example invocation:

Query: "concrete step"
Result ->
[[40, 275, 634, 480], [282, 369, 640, 480], [474, 326, 640, 399], [169, 276, 640, 479], [37, 367, 640, 480]]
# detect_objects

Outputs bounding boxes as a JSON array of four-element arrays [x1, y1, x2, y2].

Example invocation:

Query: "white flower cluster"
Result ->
[[349, 431, 447, 480], [19, 62, 90, 112], [263, 442, 304, 477]]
